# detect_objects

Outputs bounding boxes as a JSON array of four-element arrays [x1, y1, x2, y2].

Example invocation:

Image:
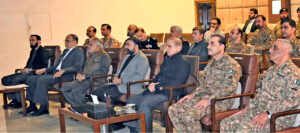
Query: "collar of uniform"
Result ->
[[275, 59, 292, 71], [210, 53, 228, 66]]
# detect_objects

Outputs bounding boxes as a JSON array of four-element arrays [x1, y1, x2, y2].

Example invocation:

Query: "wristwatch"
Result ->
[[266, 111, 272, 119]]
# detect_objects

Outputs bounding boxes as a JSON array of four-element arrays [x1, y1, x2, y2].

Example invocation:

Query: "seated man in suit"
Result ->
[[124, 37, 190, 132], [188, 26, 210, 70], [168, 35, 242, 132], [221, 39, 300, 132], [242, 8, 258, 34], [135, 27, 159, 50], [170, 25, 190, 55], [89, 37, 149, 104], [25, 34, 85, 116], [1, 34, 49, 108], [61, 37, 111, 110]]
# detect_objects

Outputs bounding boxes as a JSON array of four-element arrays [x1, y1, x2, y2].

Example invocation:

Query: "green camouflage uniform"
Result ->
[[220, 60, 300, 132], [296, 20, 300, 38], [168, 54, 242, 132], [274, 21, 282, 39], [226, 40, 250, 54], [291, 37, 300, 57], [248, 26, 275, 70]]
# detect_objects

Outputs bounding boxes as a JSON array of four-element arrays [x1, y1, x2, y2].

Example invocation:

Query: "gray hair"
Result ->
[[276, 39, 292, 54], [171, 25, 183, 35], [90, 37, 104, 49]]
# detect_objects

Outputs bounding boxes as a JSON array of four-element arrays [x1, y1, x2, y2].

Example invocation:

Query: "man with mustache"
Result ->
[[89, 37, 149, 104], [281, 18, 300, 57], [274, 8, 290, 39], [221, 39, 300, 132], [242, 8, 258, 34], [1, 34, 49, 108], [296, 7, 300, 38], [168, 35, 242, 132], [83, 26, 97, 46], [248, 15, 275, 71]]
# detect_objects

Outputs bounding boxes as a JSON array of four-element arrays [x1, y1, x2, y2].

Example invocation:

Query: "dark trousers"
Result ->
[[123, 92, 168, 132], [25, 74, 59, 106], [90, 84, 123, 104], [2, 73, 29, 102]]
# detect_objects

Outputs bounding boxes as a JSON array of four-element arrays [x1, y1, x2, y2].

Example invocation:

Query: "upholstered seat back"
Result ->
[[141, 49, 164, 78], [229, 53, 259, 108], [182, 55, 199, 95], [104, 48, 126, 74], [44, 45, 61, 67], [150, 33, 164, 43], [292, 58, 300, 67]]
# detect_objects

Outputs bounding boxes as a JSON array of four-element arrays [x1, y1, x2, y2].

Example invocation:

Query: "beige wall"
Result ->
[[0, 0, 195, 80]]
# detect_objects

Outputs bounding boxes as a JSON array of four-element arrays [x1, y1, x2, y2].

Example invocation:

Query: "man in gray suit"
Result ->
[[90, 37, 149, 104], [25, 34, 85, 116], [188, 26, 210, 70], [61, 37, 111, 108]]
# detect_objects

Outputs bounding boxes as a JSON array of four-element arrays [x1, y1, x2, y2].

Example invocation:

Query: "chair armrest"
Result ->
[[270, 109, 300, 132], [126, 79, 153, 99], [161, 83, 197, 106], [199, 61, 209, 65], [210, 93, 255, 132], [90, 74, 114, 91]]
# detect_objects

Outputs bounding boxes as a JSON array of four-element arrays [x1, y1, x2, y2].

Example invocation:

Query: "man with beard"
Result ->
[[274, 8, 290, 39], [83, 26, 97, 46], [89, 37, 149, 104], [1, 34, 49, 108], [281, 19, 300, 57], [221, 39, 300, 132], [127, 24, 137, 38], [204, 17, 225, 41], [226, 27, 250, 54], [248, 15, 275, 71], [242, 8, 258, 34], [296, 7, 300, 38]]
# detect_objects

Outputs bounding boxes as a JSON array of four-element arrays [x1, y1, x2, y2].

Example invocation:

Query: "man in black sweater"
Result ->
[[123, 37, 190, 132], [1, 35, 49, 108]]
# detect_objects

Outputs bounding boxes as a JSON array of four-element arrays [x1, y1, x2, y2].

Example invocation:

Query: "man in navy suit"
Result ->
[[242, 8, 258, 34], [25, 34, 85, 116]]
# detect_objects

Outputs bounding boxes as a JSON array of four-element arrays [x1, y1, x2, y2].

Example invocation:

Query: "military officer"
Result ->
[[248, 15, 275, 71], [274, 8, 290, 39], [61, 37, 111, 109], [226, 27, 250, 54], [220, 39, 300, 132], [281, 18, 300, 57], [296, 7, 300, 38], [168, 34, 242, 132]]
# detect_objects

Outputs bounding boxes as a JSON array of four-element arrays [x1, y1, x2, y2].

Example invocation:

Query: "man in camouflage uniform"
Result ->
[[168, 35, 242, 132], [281, 18, 300, 57], [296, 7, 300, 39], [220, 39, 300, 132], [100, 23, 121, 48], [248, 15, 275, 71], [226, 27, 250, 54], [274, 8, 289, 39]]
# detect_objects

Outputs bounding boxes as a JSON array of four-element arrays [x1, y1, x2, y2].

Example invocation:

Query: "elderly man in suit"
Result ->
[[242, 8, 258, 34], [170, 25, 190, 55], [25, 34, 85, 116], [89, 37, 149, 104], [188, 26, 210, 70], [61, 37, 111, 111]]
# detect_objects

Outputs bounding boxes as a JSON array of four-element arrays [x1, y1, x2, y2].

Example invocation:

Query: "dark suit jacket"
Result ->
[[144, 53, 190, 99], [25, 46, 49, 69], [180, 37, 190, 55], [188, 40, 210, 70], [46, 46, 85, 81], [242, 19, 257, 33]]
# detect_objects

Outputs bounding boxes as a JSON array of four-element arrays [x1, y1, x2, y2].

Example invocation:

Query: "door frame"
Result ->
[[268, 0, 291, 23], [194, 0, 216, 26]]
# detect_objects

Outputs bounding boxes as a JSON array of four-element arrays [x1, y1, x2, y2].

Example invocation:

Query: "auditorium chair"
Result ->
[[200, 53, 259, 132], [127, 55, 199, 132], [269, 58, 300, 132], [164, 33, 171, 43], [150, 33, 164, 43], [181, 33, 193, 44]]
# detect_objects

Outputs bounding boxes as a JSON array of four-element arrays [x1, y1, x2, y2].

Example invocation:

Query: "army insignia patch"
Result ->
[[294, 79, 300, 85], [229, 70, 236, 74]]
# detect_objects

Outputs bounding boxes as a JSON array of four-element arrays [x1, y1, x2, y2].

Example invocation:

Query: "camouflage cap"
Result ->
[[280, 8, 289, 14]]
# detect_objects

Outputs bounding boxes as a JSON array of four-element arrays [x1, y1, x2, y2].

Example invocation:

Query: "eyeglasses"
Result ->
[[64, 40, 74, 43], [210, 23, 218, 25]]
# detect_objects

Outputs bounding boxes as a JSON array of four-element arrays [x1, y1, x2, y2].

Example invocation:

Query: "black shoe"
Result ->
[[29, 108, 49, 117], [8, 100, 18, 107], [11, 102, 22, 109], [18, 106, 38, 115]]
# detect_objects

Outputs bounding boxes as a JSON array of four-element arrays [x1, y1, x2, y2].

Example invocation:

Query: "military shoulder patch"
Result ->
[[229, 70, 236, 74], [294, 79, 300, 85]]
